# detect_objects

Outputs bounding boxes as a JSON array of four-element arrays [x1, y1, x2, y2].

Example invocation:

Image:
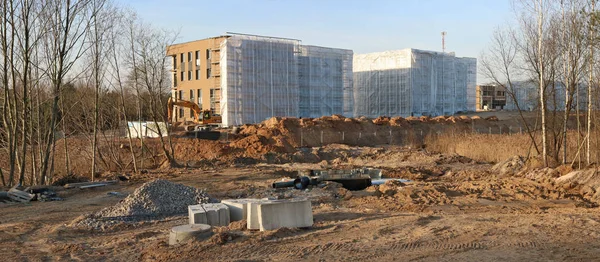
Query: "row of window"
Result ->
[[482, 90, 505, 97], [174, 69, 211, 84], [172, 49, 212, 87], [174, 50, 209, 67]]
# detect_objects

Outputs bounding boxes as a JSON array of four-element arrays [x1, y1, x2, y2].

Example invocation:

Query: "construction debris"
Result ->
[[0, 191, 8, 201], [7, 188, 34, 203], [273, 168, 384, 191], [64, 180, 118, 189]]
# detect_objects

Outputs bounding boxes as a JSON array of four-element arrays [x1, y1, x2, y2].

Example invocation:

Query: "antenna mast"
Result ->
[[441, 31, 447, 53]]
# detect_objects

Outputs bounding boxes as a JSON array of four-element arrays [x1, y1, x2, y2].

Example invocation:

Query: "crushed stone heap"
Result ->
[[97, 179, 210, 218]]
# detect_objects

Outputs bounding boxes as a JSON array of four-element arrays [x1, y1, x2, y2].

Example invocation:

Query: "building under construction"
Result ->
[[476, 85, 507, 110], [353, 49, 476, 117], [167, 33, 353, 127]]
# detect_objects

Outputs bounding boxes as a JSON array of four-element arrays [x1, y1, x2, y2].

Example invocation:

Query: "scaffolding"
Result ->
[[298, 46, 353, 118], [220, 35, 301, 126], [353, 49, 476, 117], [504, 81, 590, 111]]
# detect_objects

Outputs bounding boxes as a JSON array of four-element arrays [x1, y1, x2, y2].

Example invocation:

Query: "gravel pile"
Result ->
[[97, 179, 210, 218], [71, 179, 212, 230]]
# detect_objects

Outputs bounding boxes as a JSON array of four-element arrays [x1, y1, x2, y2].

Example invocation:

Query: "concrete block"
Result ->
[[222, 199, 260, 221], [256, 198, 313, 231], [188, 205, 208, 224], [169, 224, 212, 246], [247, 199, 273, 230], [188, 203, 230, 226]]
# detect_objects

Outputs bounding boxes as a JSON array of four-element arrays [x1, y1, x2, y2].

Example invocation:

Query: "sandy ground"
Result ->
[[2, 146, 600, 262]]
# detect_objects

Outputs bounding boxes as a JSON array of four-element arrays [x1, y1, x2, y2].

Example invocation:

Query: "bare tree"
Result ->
[[481, 28, 541, 155], [132, 22, 178, 167], [39, 0, 94, 185], [107, 9, 138, 172], [88, 0, 110, 181], [537, 0, 549, 166], [0, 0, 18, 186], [587, 0, 595, 165]]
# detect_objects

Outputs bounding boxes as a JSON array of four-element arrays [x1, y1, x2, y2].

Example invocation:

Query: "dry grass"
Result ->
[[425, 129, 600, 165]]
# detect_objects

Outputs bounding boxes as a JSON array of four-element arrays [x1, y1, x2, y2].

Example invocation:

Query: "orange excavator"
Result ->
[[167, 97, 221, 131]]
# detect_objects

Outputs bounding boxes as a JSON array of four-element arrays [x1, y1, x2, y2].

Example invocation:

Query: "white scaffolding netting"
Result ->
[[353, 49, 476, 117], [298, 46, 353, 118], [505, 81, 590, 111], [220, 35, 301, 126]]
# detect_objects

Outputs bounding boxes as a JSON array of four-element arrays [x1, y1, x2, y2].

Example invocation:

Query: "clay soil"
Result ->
[[2, 147, 600, 261], [2, 113, 600, 261]]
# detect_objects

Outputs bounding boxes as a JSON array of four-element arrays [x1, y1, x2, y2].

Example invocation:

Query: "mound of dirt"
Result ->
[[492, 155, 525, 176], [378, 180, 406, 196], [373, 116, 390, 125], [393, 184, 453, 205], [524, 168, 560, 183], [555, 169, 600, 201], [353, 177, 590, 212], [97, 179, 210, 218]]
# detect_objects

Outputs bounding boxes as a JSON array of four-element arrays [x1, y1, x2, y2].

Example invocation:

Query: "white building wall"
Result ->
[[220, 35, 301, 126], [353, 49, 476, 117], [219, 35, 354, 126], [298, 45, 353, 118]]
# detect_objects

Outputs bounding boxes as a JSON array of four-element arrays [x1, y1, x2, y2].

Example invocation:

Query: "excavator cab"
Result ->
[[203, 110, 211, 120]]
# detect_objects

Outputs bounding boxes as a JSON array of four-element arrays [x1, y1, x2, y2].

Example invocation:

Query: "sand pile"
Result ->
[[355, 177, 590, 212], [160, 115, 505, 165], [97, 179, 210, 218], [492, 155, 525, 176], [555, 169, 600, 202], [524, 167, 560, 182]]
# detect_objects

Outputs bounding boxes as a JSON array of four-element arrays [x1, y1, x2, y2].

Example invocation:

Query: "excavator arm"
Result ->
[[167, 96, 202, 123]]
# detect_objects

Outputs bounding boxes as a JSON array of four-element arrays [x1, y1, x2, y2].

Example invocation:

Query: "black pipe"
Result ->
[[272, 180, 295, 188], [294, 176, 311, 190]]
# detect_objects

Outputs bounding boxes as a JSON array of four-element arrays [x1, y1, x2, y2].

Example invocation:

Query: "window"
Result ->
[[195, 69, 200, 80], [206, 49, 211, 60], [173, 73, 177, 87], [188, 52, 192, 62], [482, 90, 492, 96], [178, 90, 183, 100], [180, 72, 184, 82], [496, 91, 505, 96], [197, 89, 202, 108], [190, 90, 194, 101], [179, 108, 184, 118], [209, 88, 220, 114], [180, 53, 184, 63], [190, 108, 194, 118], [188, 71, 192, 80], [172, 56, 177, 70], [195, 51, 200, 67], [207, 68, 211, 79]]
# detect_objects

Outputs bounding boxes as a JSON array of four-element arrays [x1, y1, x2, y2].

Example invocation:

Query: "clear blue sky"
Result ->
[[119, 0, 514, 84]]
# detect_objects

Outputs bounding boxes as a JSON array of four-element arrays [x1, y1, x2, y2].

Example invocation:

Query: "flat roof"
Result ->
[[167, 35, 230, 48]]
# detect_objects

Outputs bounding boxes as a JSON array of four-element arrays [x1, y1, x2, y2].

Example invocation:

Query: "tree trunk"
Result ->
[[538, 0, 548, 167], [587, 0, 595, 166]]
